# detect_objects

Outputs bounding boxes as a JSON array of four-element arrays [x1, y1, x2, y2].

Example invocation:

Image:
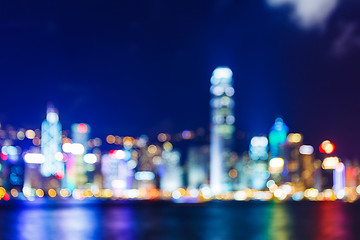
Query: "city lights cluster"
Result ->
[[0, 113, 356, 203], [0, 67, 357, 203]]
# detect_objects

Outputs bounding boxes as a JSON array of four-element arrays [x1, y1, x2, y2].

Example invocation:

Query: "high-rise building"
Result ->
[[299, 144, 315, 189], [159, 149, 183, 192], [333, 162, 345, 199], [269, 118, 288, 158], [210, 67, 235, 195], [24, 151, 44, 191], [283, 133, 303, 184], [249, 136, 269, 190], [41, 106, 64, 178], [70, 123, 91, 189], [101, 149, 134, 195], [268, 118, 288, 183], [187, 145, 209, 189]]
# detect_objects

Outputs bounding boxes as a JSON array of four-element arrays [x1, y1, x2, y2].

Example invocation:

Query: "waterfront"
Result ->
[[0, 201, 358, 240]]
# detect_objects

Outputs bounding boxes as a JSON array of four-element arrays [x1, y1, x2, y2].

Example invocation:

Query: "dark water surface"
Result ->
[[0, 200, 359, 240]]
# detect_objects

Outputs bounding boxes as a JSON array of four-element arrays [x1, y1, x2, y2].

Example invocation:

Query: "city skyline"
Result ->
[[0, 67, 353, 203], [2, 1, 360, 158], [2, 1, 360, 239], [0, 102, 344, 159]]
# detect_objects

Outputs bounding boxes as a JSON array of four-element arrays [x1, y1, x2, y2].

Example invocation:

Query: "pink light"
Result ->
[[1, 153, 8, 160], [77, 123, 88, 134], [336, 162, 345, 172], [55, 170, 65, 179]]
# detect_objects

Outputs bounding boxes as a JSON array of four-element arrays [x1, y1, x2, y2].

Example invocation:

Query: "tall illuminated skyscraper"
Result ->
[[160, 149, 183, 192], [268, 118, 288, 183], [249, 136, 269, 190], [70, 123, 91, 188], [269, 118, 288, 157], [210, 67, 235, 195], [41, 106, 64, 177]]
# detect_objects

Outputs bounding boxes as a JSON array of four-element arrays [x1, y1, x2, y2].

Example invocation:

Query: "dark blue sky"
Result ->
[[1, 0, 360, 157]]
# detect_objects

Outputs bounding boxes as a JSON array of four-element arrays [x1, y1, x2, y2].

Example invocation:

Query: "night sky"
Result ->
[[1, 0, 360, 157]]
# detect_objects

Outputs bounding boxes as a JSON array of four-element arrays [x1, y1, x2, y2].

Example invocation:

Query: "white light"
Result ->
[[251, 137, 268, 147], [292, 192, 304, 201], [135, 171, 155, 181], [304, 188, 319, 199], [266, 0, 338, 30], [213, 67, 233, 79], [274, 189, 286, 199], [172, 190, 181, 199], [336, 190, 345, 199], [212, 86, 224, 96], [269, 157, 284, 168], [322, 157, 339, 170], [3, 146, 17, 155], [189, 189, 199, 198], [225, 87, 235, 97], [84, 153, 97, 164], [220, 96, 231, 106], [266, 180, 276, 188], [63, 143, 85, 155], [24, 153, 45, 164], [136, 138, 147, 148], [54, 152, 64, 161], [23, 186, 32, 196], [234, 191, 247, 201], [200, 186, 212, 199], [111, 180, 126, 189], [356, 185, 360, 194], [91, 185, 100, 194], [62, 143, 72, 153], [299, 145, 314, 155], [127, 160, 137, 169], [71, 143, 85, 155], [125, 189, 139, 198], [46, 112, 59, 123], [211, 98, 222, 108], [115, 150, 126, 160], [226, 115, 235, 125], [280, 184, 292, 194], [214, 115, 223, 124]]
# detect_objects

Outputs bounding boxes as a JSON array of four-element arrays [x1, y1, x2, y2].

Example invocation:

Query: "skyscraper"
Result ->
[[268, 118, 288, 183], [210, 67, 235, 195], [41, 106, 64, 178], [249, 136, 269, 190], [70, 123, 90, 189], [187, 146, 209, 189], [269, 118, 288, 158], [160, 149, 183, 192]]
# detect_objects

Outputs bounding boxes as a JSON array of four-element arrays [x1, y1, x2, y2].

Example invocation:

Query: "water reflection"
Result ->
[[0, 201, 358, 240], [268, 203, 292, 240], [315, 201, 352, 240], [0, 203, 101, 240], [102, 205, 136, 240]]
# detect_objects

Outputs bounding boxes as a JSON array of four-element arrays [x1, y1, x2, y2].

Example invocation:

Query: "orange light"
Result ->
[[106, 135, 115, 144], [48, 189, 57, 198], [229, 169, 238, 178]]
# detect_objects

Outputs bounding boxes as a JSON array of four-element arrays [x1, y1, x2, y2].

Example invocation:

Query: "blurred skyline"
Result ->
[[1, 0, 360, 157]]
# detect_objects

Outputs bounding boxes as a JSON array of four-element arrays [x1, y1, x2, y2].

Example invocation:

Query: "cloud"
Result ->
[[267, 0, 339, 29], [331, 23, 360, 56]]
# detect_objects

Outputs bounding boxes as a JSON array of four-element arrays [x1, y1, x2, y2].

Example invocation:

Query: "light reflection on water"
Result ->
[[0, 201, 358, 240], [314, 201, 353, 240]]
